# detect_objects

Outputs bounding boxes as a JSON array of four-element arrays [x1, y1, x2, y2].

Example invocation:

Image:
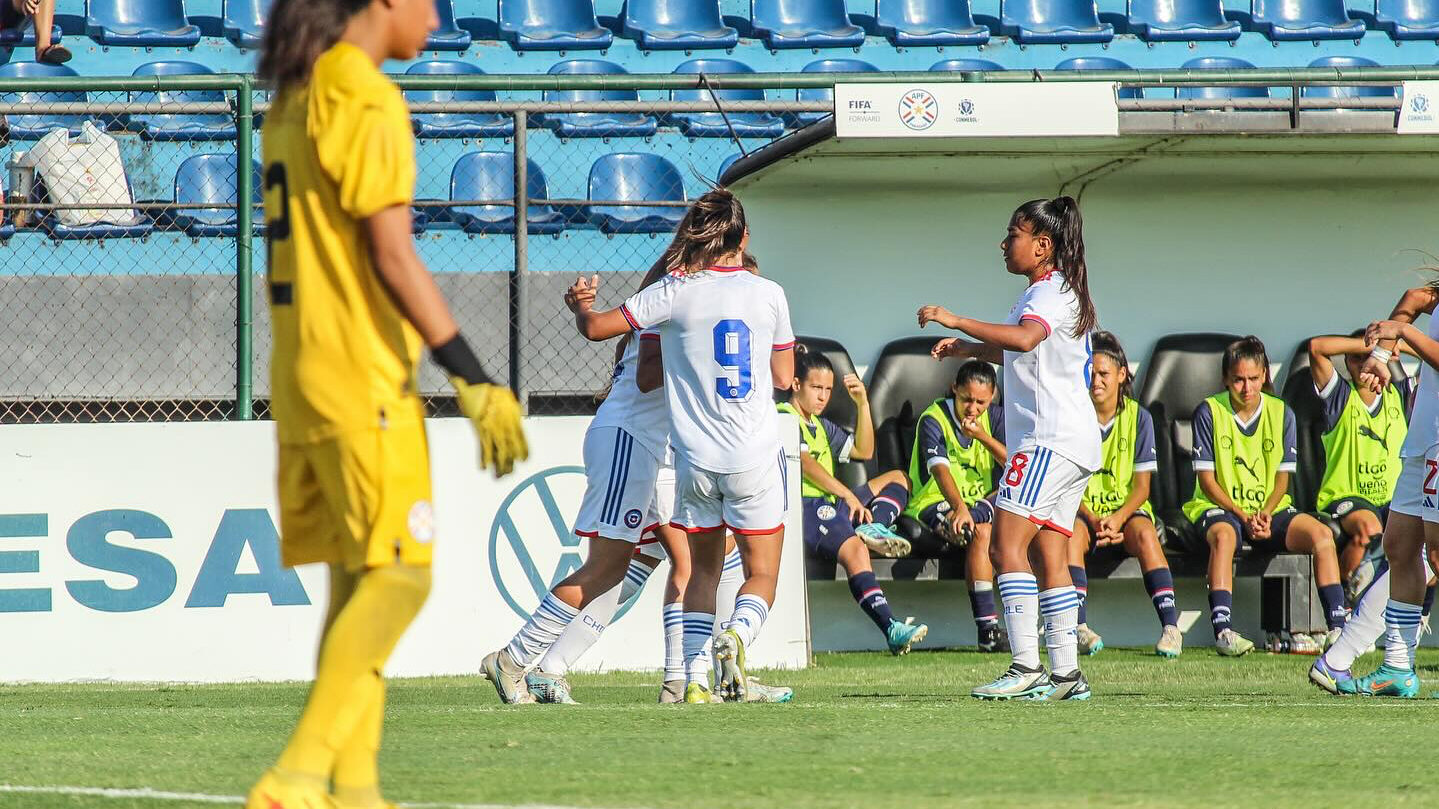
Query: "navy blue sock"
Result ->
[[1143, 567, 1179, 628], [848, 571, 895, 633], [1425, 584, 1436, 618], [868, 483, 909, 527], [1209, 589, 1233, 637], [1069, 565, 1089, 625], [1318, 583, 1348, 630], [969, 584, 998, 630]]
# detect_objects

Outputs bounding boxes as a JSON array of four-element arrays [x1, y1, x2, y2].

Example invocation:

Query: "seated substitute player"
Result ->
[[247, 0, 528, 806], [1308, 332, 1409, 598], [1182, 336, 1348, 657], [1068, 331, 1182, 659], [779, 345, 928, 656], [902, 360, 1009, 652]]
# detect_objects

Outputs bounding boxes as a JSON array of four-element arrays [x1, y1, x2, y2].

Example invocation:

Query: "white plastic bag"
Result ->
[[20, 121, 139, 227]]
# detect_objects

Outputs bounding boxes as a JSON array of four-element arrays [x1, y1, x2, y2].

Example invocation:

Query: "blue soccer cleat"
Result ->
[[1338, 664, 1419, 698], [1308, 656, 1353, 695], [886, 617, 928, 656]]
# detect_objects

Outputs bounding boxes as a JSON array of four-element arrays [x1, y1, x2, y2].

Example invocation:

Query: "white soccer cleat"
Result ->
[[971, 663, 1053, 700], [481, 648, 535, 704]]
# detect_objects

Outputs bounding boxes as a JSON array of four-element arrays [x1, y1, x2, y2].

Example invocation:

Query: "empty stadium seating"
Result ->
[[130, 62, 237, 141], [750, 0, 866, 49], [85, 0, 201, 47], [930, 58, 1005, 72], [1002, 0, 1115, 43], [221, 0, 267, 48], [1250, 0, 1366, 40], [1303, 55, 1399, 100], [793, 59, 878, 127], [587, 152, 687, 234], [1128, 0, 1241, 41], [170, 153, 261, 237], [498, 0, 614, 50], [426, 0, 473, 51], [1055, 57, 1143, 98], [404, 61, 514, 139], [670, 59, 784, 139], [0, 62, 89, 140], [1177, 56, 1269, 99], [1374, 0, 1439, 39], [622, 0, 739, 50], [448, 152, 565, 235], [540, 60, 658, 138], [874, 0, 991, 46]]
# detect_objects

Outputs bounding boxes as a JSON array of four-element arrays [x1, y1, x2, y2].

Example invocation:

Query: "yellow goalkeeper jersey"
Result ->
[[262, 41, 424, 444]]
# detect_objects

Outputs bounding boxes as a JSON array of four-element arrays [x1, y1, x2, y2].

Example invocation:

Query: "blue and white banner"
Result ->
[[0, 417, 808, 683]]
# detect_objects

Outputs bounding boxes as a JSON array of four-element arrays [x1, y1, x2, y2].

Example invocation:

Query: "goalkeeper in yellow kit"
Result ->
[[247, 0, 527, 807]]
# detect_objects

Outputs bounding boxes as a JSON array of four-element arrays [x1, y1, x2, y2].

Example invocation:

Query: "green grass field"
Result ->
[[5, 648, 1439, 809]]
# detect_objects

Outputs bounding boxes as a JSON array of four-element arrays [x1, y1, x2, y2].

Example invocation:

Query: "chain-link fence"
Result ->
[[0, 66, 1430, 421]]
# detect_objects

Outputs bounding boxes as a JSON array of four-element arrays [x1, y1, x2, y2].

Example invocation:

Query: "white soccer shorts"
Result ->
[[574, 426, 662, 543], [672, 449, 789, 536], [995, 445, 1092, 537], [634, 463, 676, 561], [1390, 453, 1426, 519]]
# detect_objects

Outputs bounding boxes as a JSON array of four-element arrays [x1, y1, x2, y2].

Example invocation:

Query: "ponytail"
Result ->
[[794, 344, 832, 383], [1089, 330, 1132, 405], [258, 0, 370, 91], [663, 188, 748, 275], [1013, 196, 1096, 337]]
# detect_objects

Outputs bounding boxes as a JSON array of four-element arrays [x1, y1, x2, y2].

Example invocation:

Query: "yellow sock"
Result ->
[[276, 564, 431, 779], [332, 676, 385, 807]]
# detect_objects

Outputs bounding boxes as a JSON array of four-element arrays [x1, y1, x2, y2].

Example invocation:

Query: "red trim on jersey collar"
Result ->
[[1037, 271, 1055, 282], [707, 265, 747, 273]]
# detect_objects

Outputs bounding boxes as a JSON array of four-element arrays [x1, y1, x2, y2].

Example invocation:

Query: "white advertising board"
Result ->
[[1399, 81, 1439, 133], [834, 82, 1120, 138], [0, 417, 809, 682]]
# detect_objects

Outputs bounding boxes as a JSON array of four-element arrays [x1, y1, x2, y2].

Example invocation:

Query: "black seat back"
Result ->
[[785, 335, 860, 429], [866, 336, 1000, 476], [1138, 332, 1242, 515]]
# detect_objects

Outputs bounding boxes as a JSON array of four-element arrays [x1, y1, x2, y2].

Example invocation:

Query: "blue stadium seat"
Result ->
[[876, 0, 990, 45], [1128, 0, 1240, 40], [171, 154, 262, 238], [588, 153, 687, 234], [85, 0, 201, 47], [1302, 55, 1398, 101], [0, 62, 88, 139], [794, 59, 879, 127], [130, 62, 237, 142], [448, 152, 564, 235], [498, 0, 613, 50], [1002, 0, 1114, 43], [403, 61, 514, 139], [1177, 56, 1268, 99], [750, 0, 865, 48], [222, 0, 267, 48], [1374, 0, 1439, 39], [425, 0, 472, 50], [670, 59, 784, 139], [540, 60, 657, 138], [1250, 0, 1365, 39], [622, 0, 739, 49], [1054, 57, 1140, 98], [930, 58, 1005, 71]]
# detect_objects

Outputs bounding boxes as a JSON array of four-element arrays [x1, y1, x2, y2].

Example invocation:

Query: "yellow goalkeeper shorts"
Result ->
[[278, 421, 435, 571]]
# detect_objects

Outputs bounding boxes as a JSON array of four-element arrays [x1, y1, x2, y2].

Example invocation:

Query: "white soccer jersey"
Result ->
[[621, 267, 795, 474], [589, 328, 670, 461], [1401, 312, 1439, 458], [1002, 272, 1102, 471]]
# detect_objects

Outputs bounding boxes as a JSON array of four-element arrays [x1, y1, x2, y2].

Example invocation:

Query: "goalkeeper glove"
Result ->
[[451, 378, 529, 478]]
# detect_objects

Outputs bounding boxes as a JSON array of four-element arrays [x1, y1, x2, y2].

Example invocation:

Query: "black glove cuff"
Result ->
[[432, 334, 492, 386]]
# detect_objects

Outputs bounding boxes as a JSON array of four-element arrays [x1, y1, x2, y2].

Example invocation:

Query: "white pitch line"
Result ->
[[0, 785, 654, 809]]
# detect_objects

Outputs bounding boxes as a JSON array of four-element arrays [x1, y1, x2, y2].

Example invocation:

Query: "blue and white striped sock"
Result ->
[[662, 602, 686, 682], [1039, 585, 1082, 677], [618, 557, 655, 605], [506, 593, 580, 668], [997, 572, 1041, 669], [723, 593, 770, 648], [1383, 599, 1423, 670], [683, 611, 715, 685]]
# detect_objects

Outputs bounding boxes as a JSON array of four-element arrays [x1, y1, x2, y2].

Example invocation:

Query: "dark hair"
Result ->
[[258, 0, 369, 91], [1089, 330, 1132, 404], [742, 251, 759, 274], [610, 257, 673, 366], [1012, 196, 1096, 337], [795, 344, 833, 383], [1222, 335, 1273, 393], [663, 188, 747, 275], [954, 359, 997, 390]]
